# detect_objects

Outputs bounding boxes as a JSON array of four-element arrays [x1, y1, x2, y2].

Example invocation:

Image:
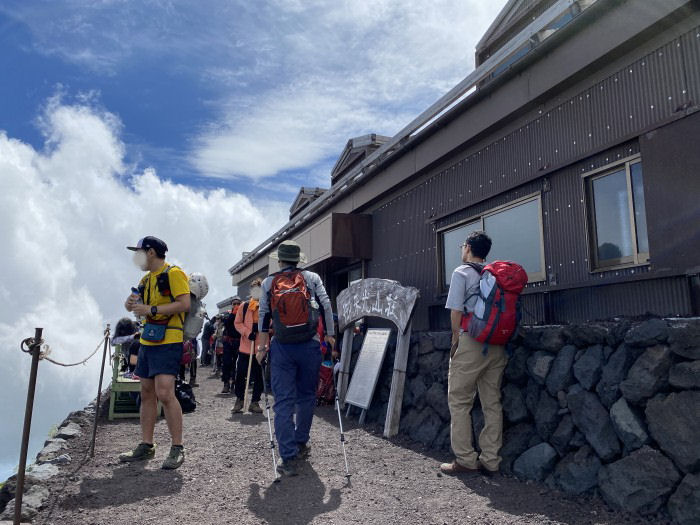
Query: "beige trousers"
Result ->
[[448, 333, 507, 471]]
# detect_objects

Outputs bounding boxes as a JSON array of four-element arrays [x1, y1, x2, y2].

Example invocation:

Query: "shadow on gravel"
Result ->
[[59, 462, 183, 510], [455, 475, 623, 525], [231, 414, 267, 426], [247, 464, 342, 525]]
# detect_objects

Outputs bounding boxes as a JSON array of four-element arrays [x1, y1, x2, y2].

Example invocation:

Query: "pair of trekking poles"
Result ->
[[258, 353, 351, 482]]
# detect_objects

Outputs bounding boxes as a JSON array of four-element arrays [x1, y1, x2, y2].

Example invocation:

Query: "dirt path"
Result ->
[[34, 371, 655, 525]]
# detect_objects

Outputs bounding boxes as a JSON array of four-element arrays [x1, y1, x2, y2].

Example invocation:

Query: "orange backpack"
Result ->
[[270, 270, 318, 343]]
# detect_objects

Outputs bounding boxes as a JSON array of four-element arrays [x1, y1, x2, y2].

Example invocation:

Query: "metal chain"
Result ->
[[20, 328, 110, 367]]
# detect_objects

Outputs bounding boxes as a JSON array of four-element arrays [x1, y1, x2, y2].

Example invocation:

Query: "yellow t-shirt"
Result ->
[[139, 263, 190, 346]]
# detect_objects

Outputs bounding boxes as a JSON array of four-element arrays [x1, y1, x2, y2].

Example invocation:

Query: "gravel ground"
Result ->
[[34, 370, 658, 525]]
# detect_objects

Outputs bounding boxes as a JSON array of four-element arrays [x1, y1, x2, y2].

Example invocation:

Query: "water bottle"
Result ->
[[131, 287, 145, 321]]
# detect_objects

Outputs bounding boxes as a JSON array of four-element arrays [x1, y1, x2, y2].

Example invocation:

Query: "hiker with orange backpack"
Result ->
[[440, 231, 527, 476], [232, 278, 264, 414], [255, 240, 336, 477]]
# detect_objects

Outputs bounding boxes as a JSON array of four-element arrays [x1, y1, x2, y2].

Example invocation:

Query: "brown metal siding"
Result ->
[[681, 29, 700, 105], [548, 276, 692, 323], [366, 25, 700, 329]]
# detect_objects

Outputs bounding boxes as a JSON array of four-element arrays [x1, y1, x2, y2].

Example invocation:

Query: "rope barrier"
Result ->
[[20, 330, 109, 368]]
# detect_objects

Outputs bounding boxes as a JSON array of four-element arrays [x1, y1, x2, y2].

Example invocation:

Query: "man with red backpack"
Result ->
[[255, 240, 336, 477], [440, 231, 527, 476]]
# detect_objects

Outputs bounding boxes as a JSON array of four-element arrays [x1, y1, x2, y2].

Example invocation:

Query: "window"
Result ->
[[440, 195, 545, 287], [586, 159, 649, 269]]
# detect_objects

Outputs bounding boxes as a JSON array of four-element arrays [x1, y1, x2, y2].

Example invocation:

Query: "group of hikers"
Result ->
[[117, 230, 524, 479]]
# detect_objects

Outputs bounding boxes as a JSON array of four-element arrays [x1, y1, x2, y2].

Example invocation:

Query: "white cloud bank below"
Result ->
[[0, 97, 287, 479]]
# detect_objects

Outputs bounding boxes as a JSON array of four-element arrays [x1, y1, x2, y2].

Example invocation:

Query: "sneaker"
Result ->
[[231, 398, 244, 413], [248, 401, 263, 413], [221, 383, 230, 394], [119, 443, 156, 463], [297, 442, 311, 459], [439, 460, 479, 475], [276, 457, 299, 477], [162, 445, 185, 470]]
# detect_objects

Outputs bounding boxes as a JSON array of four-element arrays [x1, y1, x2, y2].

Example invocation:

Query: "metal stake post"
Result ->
[[15, 327, 43, 525], [89, 324, 110, 458]]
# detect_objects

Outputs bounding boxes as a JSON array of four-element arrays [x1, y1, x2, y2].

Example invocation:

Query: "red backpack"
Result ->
[[461, 261, 528, 352], [270, 270, 319, 343]]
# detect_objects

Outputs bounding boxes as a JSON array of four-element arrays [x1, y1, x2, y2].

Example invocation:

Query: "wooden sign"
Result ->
[[336, 278, 419, 437], [344, 329, 392, 415], [337, 278, 419, 334]]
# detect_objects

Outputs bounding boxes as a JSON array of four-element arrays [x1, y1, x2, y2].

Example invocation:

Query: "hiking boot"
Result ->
[[162, 445, 185, 470], [231, 398, 244, 413], [248, 401, 263, 413], [276, 457, 299, 477], [297, 442, 311, 459], [439, 460, 479, 475], [119, 443, 156, 463], [221, 383, 231, 394]]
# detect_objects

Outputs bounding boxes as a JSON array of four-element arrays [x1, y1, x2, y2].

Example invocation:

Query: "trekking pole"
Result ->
[[242, 338, 255, 412], [260, 360, 280, 482], [332, 364, 351, 479]]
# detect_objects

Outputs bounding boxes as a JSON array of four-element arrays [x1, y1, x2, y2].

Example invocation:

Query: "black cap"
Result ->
[[127, 236, 168, 256]]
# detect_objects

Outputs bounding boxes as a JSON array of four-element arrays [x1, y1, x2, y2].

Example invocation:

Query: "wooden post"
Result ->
[[15, 328, 42, 525], [383, 321, 412, 438], [89, 325, 110, 458], [337, 327, 354, 406]]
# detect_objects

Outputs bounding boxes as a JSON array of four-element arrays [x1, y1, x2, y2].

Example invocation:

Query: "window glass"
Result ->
[[443, 221, 480, 286], [591, 169, 634, 263], [483, 199, 543, 275], [348, 267, 362, 285], [630, 162, 649, 254]]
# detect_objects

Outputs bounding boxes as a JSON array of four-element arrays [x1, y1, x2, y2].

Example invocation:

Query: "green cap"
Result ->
[[277, 240, 301, 263]]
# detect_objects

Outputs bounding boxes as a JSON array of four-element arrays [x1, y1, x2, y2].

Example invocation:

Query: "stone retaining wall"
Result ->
[[0, 400, 96, 521], [359, 318, 700, 525]]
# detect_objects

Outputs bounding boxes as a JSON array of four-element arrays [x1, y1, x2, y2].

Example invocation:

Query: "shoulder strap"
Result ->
[[164, 265, 187, 325], [464, 262, 484, 274], [242, 301, 250, 319]]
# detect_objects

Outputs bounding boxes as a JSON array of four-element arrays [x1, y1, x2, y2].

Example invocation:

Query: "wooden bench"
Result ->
[[108, 344, 163, 420]]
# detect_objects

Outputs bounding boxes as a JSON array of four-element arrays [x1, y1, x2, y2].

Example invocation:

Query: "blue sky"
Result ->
[[0, 0, 506, 481], [0, 0, 506, 200]]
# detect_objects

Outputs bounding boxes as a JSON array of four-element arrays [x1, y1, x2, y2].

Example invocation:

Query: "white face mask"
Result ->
[[132, 250, 148, 271], [250, 287, 262, 300]]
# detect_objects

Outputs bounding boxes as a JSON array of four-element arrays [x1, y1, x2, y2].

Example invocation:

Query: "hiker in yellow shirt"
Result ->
[[120, 236, 190, 470]]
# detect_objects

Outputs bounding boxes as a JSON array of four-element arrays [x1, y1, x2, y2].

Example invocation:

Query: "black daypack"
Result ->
[[175, 379, 196, 413]]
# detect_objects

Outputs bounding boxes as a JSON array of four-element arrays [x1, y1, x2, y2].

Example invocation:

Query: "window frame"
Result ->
[[582, 155, 649, 272], [437, 192, 546, 292]]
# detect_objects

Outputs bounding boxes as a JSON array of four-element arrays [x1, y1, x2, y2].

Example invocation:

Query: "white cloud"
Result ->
[[0, 96, 287, 478], [2, 0, 508, 183], [191, 0, 508, 180]]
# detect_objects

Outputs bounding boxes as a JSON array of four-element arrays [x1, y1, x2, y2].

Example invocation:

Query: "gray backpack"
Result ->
[[183, 295, 206, 340]]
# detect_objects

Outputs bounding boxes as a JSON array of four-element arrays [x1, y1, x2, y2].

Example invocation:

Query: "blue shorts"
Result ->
[[135, 342, 183, 379]]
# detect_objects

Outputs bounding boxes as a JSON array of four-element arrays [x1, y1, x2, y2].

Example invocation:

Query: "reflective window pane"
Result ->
[[630, 162, 649, 254], [443, 221, 480, 286], [591, 169, 633, 262], [483, 199, 543, 275]]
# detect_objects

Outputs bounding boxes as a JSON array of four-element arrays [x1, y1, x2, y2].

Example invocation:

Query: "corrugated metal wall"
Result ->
[[367, 24, 700, 329]]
